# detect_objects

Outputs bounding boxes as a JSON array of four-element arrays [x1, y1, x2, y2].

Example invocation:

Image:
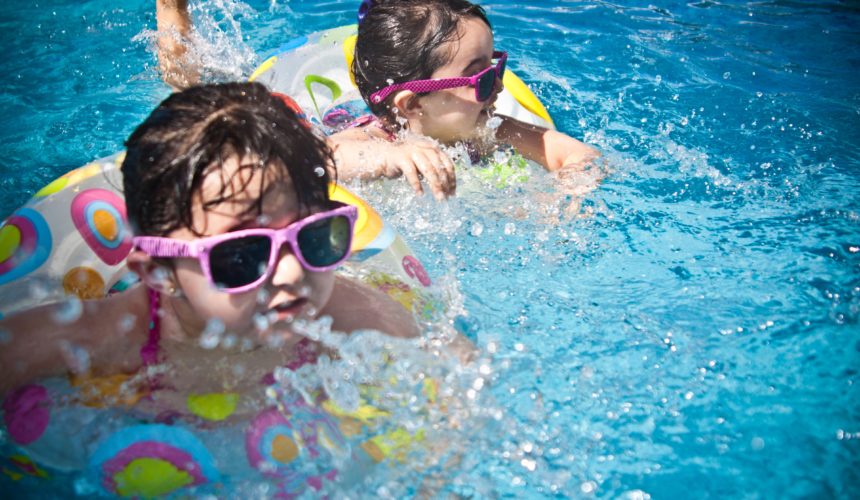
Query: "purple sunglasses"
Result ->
[[370, 51, 508, 104], [133, 203, 358, 294]]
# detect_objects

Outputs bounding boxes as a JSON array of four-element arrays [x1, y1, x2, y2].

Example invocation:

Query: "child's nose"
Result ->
[[269, 243, 306, 287]]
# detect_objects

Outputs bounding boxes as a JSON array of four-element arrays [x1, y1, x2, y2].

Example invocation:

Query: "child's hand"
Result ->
[[378, 139, 456, 200]]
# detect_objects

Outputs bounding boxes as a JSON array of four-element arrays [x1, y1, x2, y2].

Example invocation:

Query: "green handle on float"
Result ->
[[304, 74, 342, 119]]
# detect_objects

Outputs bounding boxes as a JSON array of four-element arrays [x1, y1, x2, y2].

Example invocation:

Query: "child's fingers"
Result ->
[[436, 150, 456, 195], [412, 153, 446, 200], [399, 161, 424, 195]]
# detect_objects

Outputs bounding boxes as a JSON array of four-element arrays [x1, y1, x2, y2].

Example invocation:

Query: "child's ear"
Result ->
[[391, 90, 422, 120], [126, 250, 178, 295]]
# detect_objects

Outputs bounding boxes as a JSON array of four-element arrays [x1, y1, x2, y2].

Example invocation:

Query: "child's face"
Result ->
[[166, 155, 335, 346], [411, 17, 500, 144]]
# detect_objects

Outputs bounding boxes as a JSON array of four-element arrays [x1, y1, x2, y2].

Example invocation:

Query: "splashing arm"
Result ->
[[495, 114, 599, 173], [156, 0, 199, 89], [328, 127, 457, 201], [325, 275, 421, 339], [0, 288, 149, 396]]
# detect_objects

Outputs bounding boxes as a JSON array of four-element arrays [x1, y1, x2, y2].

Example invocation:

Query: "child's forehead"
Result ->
[[200, 154, 290, 196]]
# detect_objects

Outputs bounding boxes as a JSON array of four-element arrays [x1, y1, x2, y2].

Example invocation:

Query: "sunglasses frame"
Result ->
[[133, 202, 358, 294], [370, 51, 508, 104]]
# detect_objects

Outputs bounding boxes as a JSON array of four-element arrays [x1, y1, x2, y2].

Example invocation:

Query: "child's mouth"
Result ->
[[270, 298, 308, 322]]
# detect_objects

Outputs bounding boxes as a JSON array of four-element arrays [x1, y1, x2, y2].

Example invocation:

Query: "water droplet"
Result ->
[[581, 480, 597, 494], [253, 313, 270, 332], [313, 166, 326, 177], [52, 297, 83, 324], [722, 71, 731, 79], [59, 340, 90, 373], [151, 267, 170, 285], [117, 314, 136, 333], [200, 319, 225, 349], [751, 437, 765, 450], [221, 334, 237, 349], [256, 214, 272, 226], [520, 458, 537, 471], [485, 115, 503, 130]]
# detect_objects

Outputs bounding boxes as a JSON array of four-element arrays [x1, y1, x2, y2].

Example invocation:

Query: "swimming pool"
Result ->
[[1, 0, 858, 497]]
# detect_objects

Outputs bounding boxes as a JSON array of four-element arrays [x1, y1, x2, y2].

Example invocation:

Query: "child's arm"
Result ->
[[328, 127, 456, 200], [155, 0, 198, 89], [495, 115, 599, 172], [325, 276, 421, 339], [0, 290, 148, 396]]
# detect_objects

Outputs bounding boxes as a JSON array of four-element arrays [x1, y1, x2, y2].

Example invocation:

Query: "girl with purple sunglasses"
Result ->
[[0, 82, 420, 400], [329, 0, 600, 201]]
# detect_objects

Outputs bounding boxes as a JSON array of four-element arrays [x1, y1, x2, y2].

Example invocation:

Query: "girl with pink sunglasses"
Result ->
[[0, 82, 420, 400], [329, 0, 600, 201]]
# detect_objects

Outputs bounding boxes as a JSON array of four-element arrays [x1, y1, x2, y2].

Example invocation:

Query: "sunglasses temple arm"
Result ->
[[133, 237, 195, 258]]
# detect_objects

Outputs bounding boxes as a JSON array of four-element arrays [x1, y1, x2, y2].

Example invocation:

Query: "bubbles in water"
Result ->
[[504, 222, 517, 235], [199, 318, 225, 349], [581, 480, 597, 494], [624, 490, 652, 500], [750, 437, 765, 450], [52, 297, 83, 324], [470, 222, 484, 237], [493, 149, 509, 165], [221, 333, 237, 349]]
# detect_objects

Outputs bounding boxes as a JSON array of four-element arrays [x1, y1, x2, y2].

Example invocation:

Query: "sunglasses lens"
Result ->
[[477, 69, 496, 101], [297, 215, 352, 268], [209, 235, 272, 289]]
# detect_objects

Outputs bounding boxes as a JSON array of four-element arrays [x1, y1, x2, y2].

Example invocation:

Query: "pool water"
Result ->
[[1, 0, 859, 497]]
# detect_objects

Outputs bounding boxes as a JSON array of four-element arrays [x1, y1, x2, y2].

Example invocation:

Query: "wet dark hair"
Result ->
[[122, 82, 333, 237], [352, 0, 491, 124]]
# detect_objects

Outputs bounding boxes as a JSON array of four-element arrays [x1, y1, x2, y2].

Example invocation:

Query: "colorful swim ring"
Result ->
[[250, 24, 555, 130], [0, 152, 435, 318]]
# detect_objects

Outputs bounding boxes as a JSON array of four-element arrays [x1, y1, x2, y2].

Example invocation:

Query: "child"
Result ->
[[0, 82, 418, 400], [153, 0, 599, 202], [329, 0, 601, 200]]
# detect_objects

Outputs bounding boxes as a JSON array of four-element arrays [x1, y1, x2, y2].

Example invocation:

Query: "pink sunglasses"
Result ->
[[133, 203, 358, 294], [370, 51, 508, 104]]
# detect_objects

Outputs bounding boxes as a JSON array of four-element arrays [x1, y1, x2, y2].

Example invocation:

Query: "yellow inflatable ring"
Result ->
[[0, 152, 434, 318], [250, 24, 555, 128]]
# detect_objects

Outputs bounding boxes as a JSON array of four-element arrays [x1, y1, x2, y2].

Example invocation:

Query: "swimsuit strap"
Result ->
[[140, 288, 161, 367], [346, 114, 396, 142]]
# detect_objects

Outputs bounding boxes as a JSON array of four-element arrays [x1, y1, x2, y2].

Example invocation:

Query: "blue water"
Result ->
[[1, 0, 859, 497]]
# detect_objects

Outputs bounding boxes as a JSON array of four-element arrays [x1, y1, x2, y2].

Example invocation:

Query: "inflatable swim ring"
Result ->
[[0, 153, 435, 319], [250, 24, 555, 131]]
